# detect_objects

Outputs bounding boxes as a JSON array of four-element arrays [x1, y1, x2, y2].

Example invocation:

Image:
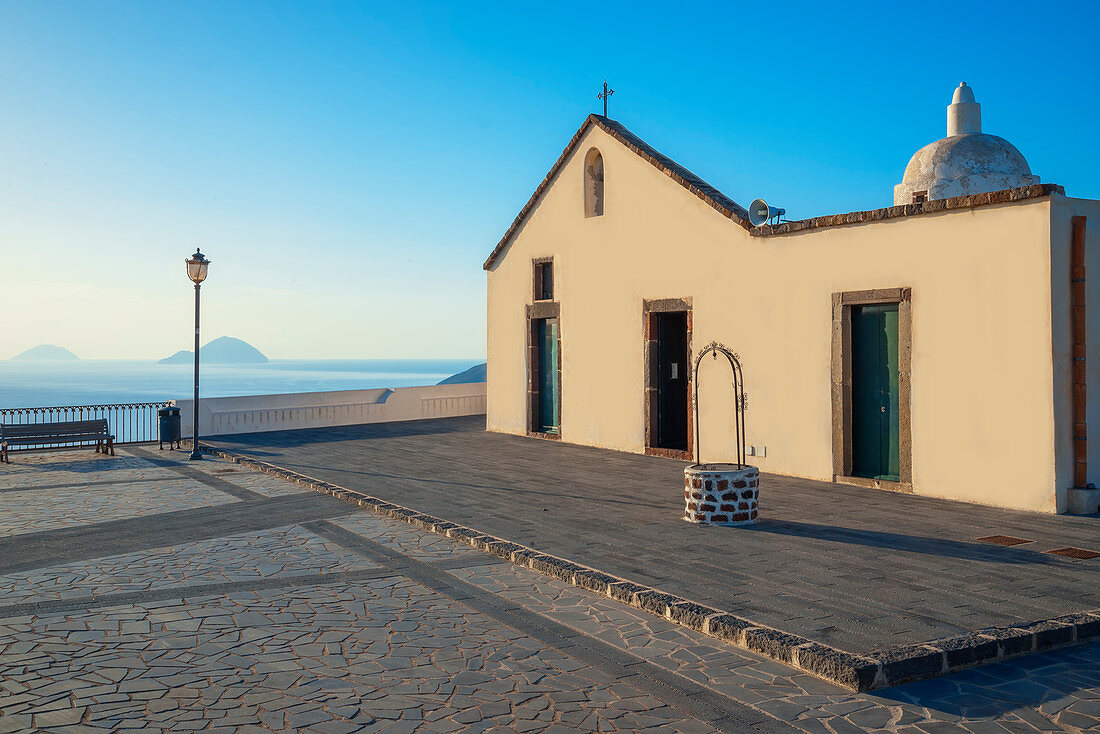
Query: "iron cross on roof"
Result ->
[[597, 80, 614, 116]]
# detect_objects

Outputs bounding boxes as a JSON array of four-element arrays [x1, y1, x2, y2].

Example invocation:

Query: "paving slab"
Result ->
[[3, 441, 1099, 732], [209, 416, 1100, 657], [0, 523, 379, 606], [0, 462, 237, 536], [0, 491, 354, 575]]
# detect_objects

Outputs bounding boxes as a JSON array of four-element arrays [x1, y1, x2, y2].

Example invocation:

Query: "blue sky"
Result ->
[[2, 1, 1097, 359]]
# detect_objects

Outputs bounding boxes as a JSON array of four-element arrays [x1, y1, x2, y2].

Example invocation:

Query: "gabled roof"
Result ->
[[483, 116, 1067, 269], [483, 114, 751, 270]]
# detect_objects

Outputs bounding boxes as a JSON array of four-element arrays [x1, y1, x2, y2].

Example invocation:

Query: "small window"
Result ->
[[912, 190, 928, 204], [584, 148, 604, 217], [534, 260, 553, 301]]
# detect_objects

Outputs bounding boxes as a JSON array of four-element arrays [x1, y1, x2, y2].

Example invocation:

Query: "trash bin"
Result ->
[[158, 406, 182, 450]]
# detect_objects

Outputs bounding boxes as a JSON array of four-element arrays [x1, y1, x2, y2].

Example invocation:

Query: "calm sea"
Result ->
[[0, 359, 483, 408]]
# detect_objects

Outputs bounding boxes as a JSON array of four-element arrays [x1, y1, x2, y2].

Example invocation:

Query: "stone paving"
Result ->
[[447, 552, 1100, 733], [209, 417, 1100, 655], [2, 581, 726, 733], [0, 524, 378, 606], [0, 471, 235, 536], [1, 446, 1099, 732], [332, 514, 489, 563], [0, 448, 304, 537]]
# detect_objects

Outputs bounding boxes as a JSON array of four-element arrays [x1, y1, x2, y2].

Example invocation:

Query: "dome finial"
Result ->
[[948, 82, 980, 135]]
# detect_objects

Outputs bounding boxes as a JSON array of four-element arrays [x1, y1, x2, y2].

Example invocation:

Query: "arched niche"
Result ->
[[584, 147, 604, 217]]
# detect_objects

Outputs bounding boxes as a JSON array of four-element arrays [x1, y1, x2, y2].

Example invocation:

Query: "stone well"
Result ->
[[684, 464, 760, 525]]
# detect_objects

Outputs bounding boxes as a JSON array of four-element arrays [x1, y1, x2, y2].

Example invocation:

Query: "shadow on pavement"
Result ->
[[742, 519, 1056, 565], [870, 643, 1100, 719]]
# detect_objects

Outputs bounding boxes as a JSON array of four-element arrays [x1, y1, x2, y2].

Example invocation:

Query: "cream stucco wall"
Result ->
[[487, 123, 1075, 513]]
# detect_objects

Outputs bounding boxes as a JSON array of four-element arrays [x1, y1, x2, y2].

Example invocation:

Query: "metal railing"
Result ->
[[0, 402, 171, 446]]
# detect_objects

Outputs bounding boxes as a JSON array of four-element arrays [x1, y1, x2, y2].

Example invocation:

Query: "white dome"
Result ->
[[895, 134, 1038, 203], [894, 83, 1039, 205]]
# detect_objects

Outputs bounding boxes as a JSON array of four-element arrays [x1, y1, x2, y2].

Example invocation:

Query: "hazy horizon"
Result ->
[[5, 340, 486, 362], [0, 356, 483, 407]]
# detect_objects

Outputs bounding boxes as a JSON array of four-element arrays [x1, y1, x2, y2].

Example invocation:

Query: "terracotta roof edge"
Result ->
[[748, 184, 1065, 238]]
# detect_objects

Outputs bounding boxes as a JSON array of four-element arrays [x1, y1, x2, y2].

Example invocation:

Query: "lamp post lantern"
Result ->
[[185, 248, 210, 460]]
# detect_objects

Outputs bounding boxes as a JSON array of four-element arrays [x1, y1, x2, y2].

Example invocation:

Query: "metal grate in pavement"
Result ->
[[976, 535, 1034, 546], [1045, 547, 1100, 560]]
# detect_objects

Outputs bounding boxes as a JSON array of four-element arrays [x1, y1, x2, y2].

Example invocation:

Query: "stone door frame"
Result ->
[[831, 288, 913, 492], [643, 297, 693, 461], [526, 300, 562, 441]]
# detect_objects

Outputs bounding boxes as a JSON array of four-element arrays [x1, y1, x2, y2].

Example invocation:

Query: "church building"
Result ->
[[484, 84, 1100, 515]]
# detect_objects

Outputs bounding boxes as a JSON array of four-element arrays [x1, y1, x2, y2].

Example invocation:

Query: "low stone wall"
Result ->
[[684, 465, 760, 525], [173, 382, 486, 437]]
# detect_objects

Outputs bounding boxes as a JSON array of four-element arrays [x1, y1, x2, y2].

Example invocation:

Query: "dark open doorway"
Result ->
[[644, 299, 693, 460], [653, 311, 689, 451]]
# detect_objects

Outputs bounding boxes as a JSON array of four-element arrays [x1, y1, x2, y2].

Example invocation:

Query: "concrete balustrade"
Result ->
[[173, 382, 486, 438]]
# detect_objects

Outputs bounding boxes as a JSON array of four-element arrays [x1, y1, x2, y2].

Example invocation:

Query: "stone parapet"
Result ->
[[751, 184, 1064, 237], [173, 382, 486, 438]]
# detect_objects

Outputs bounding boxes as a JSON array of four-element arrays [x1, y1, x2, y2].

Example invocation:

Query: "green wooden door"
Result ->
[[851, 304, 900, 480], [537, 318, 560, 433]]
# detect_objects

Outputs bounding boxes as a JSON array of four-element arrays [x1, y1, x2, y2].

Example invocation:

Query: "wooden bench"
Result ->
[[0, 419, 114, 463]]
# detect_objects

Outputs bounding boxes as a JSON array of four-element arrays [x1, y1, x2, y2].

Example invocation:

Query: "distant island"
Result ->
[[11, 344, 80, 361], [437, 362, 486, 385], [159, 336, 269, 365]]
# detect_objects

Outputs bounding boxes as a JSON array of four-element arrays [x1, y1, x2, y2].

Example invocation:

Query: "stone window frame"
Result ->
[[526, 299, 562, 441], [643, 297, 693, 461], [831, 287, 913, 492], [532, 257, 554, 302]]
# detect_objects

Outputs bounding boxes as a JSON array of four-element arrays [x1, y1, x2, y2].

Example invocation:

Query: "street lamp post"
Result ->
[[185, 249, 210, 460]]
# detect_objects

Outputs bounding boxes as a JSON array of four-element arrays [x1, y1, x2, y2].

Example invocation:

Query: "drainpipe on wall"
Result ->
[[1072, 216, 1087, 488], [1067, 216, 1099, 514]]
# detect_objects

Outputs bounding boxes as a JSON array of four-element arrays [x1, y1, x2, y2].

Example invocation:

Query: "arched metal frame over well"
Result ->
[[691, 341, 746, 469]]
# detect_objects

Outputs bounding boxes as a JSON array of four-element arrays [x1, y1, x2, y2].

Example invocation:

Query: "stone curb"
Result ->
[[200, 444, 1100, 692]]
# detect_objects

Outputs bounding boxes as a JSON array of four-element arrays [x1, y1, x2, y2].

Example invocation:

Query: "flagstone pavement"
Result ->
[[0, 444, 1098, 733], [209, 416, 1100, 656]]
